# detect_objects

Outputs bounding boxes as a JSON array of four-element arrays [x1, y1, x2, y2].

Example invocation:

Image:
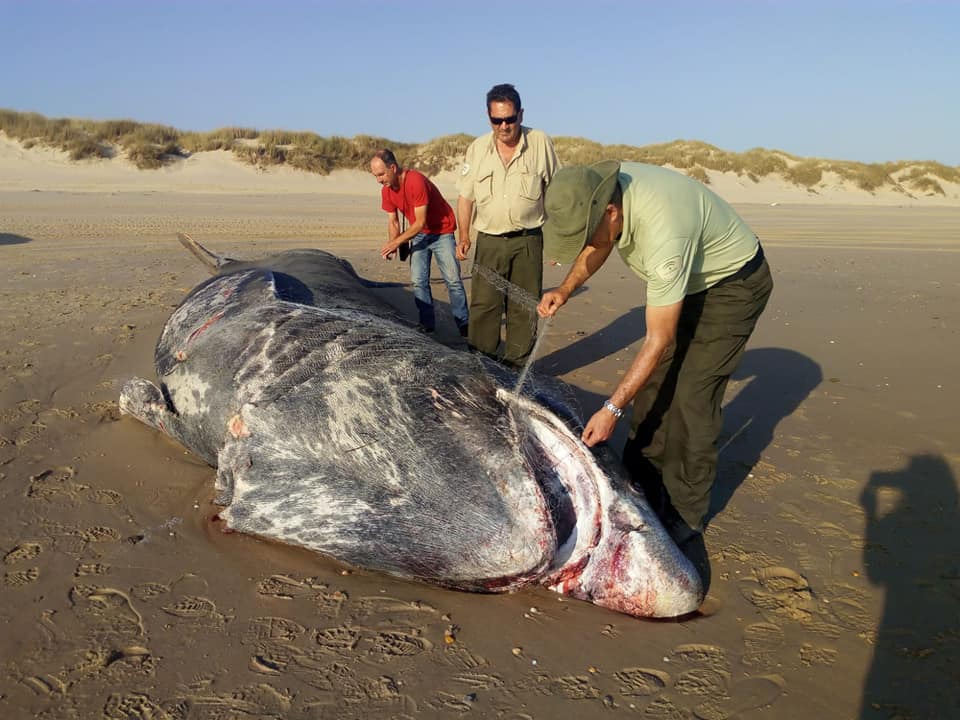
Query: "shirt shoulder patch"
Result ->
[[460, 162, 470, 176], [654, 256, 682, 283]]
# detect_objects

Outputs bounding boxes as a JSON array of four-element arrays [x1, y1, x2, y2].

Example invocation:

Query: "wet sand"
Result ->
[[1, 191, 958, 719]]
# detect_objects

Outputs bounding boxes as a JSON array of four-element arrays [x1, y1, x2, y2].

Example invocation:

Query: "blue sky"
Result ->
[[2, 0, 958, 164]]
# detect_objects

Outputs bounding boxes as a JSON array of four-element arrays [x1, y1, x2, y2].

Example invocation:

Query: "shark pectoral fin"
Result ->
[[213, 464, 235, 507], [214, 435, 251, 507], [214, 430, 257, 515]]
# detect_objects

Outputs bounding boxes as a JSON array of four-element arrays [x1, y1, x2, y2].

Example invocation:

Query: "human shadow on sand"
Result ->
[[0, 233, 32, 246], [533, 306, 823, 522], [535, 305, 647, 377], [708, 347, 823, 521], [859, 455, 960, 719]]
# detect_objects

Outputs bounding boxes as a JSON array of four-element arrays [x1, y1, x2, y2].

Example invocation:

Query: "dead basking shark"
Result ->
[[119, 234, 704, 618]]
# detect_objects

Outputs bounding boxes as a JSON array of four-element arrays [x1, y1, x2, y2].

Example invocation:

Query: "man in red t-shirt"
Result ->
[[370, 149, 469, 336]]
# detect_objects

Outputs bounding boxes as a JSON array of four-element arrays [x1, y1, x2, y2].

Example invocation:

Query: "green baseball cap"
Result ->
[[543, 160, 621, 263]]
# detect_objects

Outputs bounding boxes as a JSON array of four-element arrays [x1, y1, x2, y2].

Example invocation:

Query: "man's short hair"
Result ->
[[372, 148, 398, 167], [486, 83, 522, 112]]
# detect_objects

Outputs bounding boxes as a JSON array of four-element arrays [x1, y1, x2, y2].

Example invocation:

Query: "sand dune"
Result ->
[[4, 131, 959, 206]]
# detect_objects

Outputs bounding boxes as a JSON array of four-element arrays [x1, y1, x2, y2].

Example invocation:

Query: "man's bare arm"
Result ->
[[614, 302, 681, 407], [381, 206, 427, 259], [387, 212, 401, 241], [456, 196, 474, 260], [580, 300, 682, 447]]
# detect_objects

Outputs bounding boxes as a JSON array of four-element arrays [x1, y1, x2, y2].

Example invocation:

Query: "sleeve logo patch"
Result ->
[[460, 162, 470, 176], [654, 256, 682, 282]]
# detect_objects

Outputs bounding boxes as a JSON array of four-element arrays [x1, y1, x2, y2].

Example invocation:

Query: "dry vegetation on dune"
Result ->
[[2, 109, 958, 195]]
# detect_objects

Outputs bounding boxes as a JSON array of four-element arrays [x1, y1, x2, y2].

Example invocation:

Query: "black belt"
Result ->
[[493, 227, 542, 238], [717, 244, 765, 285]]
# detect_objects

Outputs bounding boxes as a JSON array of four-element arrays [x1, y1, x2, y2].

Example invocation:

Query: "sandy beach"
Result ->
[[1, 145, 958, 719]]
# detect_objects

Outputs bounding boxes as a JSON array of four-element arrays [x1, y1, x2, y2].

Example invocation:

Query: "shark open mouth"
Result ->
[[505, 391, 604, 583], [504, 389, 705, 618]]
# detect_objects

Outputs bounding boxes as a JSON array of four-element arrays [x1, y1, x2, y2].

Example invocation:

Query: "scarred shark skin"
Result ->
[[120, 239, 704, 618]]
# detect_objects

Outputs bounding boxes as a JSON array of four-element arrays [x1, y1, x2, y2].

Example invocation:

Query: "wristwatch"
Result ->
[[603, 399, 624, 418]]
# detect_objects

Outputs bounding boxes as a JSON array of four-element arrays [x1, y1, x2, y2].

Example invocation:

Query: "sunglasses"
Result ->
[[489, 114, 519, 126]]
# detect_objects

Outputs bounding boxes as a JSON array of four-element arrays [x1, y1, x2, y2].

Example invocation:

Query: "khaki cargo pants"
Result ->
[[468, 230, 543, 367], [623, 256, 774, 532]]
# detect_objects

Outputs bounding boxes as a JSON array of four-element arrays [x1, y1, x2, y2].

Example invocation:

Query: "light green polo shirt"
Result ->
[[616, 162, 759, 306], [457, 127, 559, 234]]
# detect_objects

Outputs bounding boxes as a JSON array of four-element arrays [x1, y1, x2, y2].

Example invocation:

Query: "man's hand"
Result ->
[[537, 289, 569, 318], [381, 239, 403, 260], [581, 406, 618, 447], [456, 237, 471, 261]]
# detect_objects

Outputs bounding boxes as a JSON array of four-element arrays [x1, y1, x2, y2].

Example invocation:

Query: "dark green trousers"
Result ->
[[468, 230, 543, 366], [623, 256, 773, 532]]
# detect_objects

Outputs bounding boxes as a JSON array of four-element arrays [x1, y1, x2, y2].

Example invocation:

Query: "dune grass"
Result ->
[[1, 108, 957, 193]]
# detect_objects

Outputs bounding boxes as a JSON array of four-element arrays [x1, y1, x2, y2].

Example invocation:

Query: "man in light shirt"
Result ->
[[456, 83, 558, 368], [538, 161, 773, 560]]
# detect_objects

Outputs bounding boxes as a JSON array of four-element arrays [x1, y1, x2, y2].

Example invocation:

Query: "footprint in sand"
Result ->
[[655, 640, 785, 719], [800, 643, 838, 666], [312, 625, 362, 654], [103, 692, 170, 720], [20, 673, 68, 698], [614, 667, 671, 697], [243, 616, 307, 645], [692, 675, 785, 720], [4, 566, 40, 586], [713, 541, 781, 569], [26, 466, 84, 502], [350, 594, 439, 620], [248, 642, 296, 676], [130, 581, 169, 601], [81, 526, 122, 543], [160, 595, 229, 627], [669, 643, 730, 672], [548, 674, 601, 700], [739, 566, 816, 621], [83, 400, 122, 423], [674, 667, 731, 697], [0, 434, 15, 464], [510, 670, 554, 697], [306, 587, 348, 616], [438, 643, 489, 672], [743, 621, 785, 652], [819, 583, 873, 634], [70, 585, 147, 637], [450, 671, 504, 690], [3, 540, 43, 565], [426, 690, 476, 713], [74, 562, 110, 576], [165, 682, 293, 719], [741, 621, 786, 668], [256, 573, 322, 600], [90, 489, 123, 506], [361, 628, 434, 662], [803, 617, 844, 640], [641, 695, 689, 719], [13, 422, 47, 447], [287, 659, 412, 714]]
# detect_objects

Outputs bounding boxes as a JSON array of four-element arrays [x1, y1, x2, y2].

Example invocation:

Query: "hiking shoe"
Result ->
[[416, 324, 435, 334]]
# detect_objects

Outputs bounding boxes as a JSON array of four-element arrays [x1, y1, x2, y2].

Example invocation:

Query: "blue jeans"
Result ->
[[409, 232, 469, 331]]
